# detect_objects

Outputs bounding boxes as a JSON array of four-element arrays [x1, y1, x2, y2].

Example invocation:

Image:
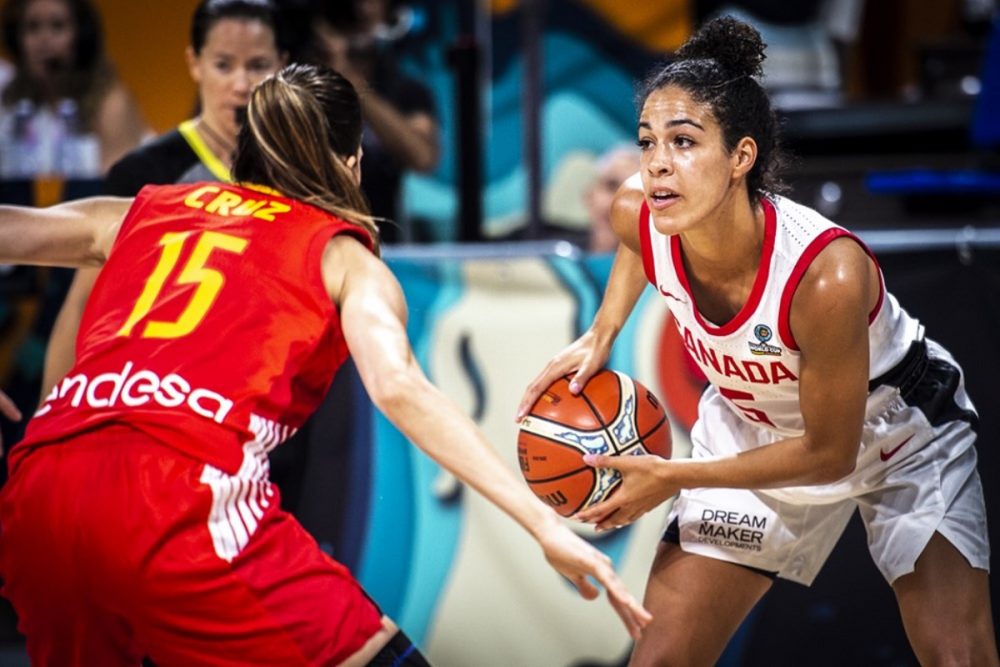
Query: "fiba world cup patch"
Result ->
[[748, 324, 782, 356]]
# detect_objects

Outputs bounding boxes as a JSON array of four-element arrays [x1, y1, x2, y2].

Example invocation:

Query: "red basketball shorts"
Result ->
[[0, 425, 382, 666]]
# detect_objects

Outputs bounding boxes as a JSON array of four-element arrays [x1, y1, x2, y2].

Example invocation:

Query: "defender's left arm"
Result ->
[[0, 197, 132, 268]]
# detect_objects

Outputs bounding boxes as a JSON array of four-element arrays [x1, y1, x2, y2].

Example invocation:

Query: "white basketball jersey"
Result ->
[[639, 195, 922, 437]]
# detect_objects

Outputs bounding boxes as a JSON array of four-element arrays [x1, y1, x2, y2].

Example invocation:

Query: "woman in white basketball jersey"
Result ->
[[519, 16, 996, 667]]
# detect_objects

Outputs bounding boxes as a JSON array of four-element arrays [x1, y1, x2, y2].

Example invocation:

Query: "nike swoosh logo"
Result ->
[[658, 285, 687, 303], [880, 435, 914, 462]]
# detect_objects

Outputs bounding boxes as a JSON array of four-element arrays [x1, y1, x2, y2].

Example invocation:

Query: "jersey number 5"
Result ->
[[718, 387, 776, 427], [118, 231, 248, 339]]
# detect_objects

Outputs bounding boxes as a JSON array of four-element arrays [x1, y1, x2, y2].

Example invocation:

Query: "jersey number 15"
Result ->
[[118, 231, 248, 339]]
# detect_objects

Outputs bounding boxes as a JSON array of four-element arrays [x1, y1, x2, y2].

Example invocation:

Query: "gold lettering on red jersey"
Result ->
[[119, 231, 248, 340], [183, 186, 291, 221], [204, 191, 243, 215], [252, 201, 291, 221], [184, 185, 221, 209], [232, 199, 267, 216]]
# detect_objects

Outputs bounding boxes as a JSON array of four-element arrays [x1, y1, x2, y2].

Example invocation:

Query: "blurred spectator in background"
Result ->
[[41, 0, 287, 404], [309, 0, 439, 243], [584, 144, 639, 254], [696, 0, 866, 109], [0, 0, 147, 178]]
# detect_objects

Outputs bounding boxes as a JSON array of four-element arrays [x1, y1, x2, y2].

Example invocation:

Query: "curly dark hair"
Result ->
[[638, 16, 788, 199]]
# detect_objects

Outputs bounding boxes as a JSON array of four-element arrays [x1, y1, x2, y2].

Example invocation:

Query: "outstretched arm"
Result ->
[[0, 197, 132, 268], [323, 233, 652, 638]]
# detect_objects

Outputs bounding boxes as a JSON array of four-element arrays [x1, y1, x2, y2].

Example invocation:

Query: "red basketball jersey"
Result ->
[[14, 182, 372, 475]]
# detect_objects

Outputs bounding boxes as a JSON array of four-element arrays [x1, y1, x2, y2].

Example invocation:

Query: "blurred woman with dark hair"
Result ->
[[0, 63, 650, 666], [0, 0, 147, 176]]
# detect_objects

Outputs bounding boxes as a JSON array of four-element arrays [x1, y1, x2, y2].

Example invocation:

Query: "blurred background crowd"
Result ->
[[0, 0, 997, 665]]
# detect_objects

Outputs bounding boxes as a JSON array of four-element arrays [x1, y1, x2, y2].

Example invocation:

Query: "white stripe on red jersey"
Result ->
[[200, 413, 295, 561]]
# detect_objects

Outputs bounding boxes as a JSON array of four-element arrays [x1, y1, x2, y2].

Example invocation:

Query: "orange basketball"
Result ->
[[517, 369, 672, 518]]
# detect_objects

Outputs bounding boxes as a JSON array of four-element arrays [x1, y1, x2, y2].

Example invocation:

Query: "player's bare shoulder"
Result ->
[[790, 237, 880, 350], [798, 237, 879, 313], [610, 173, 644, 253]]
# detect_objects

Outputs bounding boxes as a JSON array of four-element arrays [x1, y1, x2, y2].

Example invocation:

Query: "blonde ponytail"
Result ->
[[233, 64, 381, 255]]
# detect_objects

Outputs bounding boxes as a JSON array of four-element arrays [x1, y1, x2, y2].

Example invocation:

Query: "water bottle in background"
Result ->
[[0, 99, 37, 178], [56, 98, 99, 178], [56, 99, 82, 177]]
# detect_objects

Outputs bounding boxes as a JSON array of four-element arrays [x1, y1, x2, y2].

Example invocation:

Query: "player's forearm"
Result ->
[[0, 206, 89, 266], [374, 364, 560, 540], [665, 434, 858, 490], [0, 199, 125, 267], [590, 247, 647, 342]]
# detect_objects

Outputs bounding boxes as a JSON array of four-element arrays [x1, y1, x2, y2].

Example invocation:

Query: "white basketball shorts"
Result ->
[[666, 338, 989, 585]]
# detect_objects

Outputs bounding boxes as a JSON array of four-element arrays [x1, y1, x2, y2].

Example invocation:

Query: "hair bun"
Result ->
[[676, 16, 765, 79]]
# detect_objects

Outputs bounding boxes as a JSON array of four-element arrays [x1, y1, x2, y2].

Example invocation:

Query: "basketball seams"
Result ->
[[520, 413, 609, 451], [577, 373, 622, 453], [637, 415, 667, 446], [526, 467, 594, 484], [517, 369, 672, 517], [517, 430, 597, 480], [600, 372, 640, 453]]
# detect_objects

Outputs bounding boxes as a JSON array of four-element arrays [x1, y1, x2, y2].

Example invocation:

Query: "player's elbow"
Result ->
[[821, 455, 856, 483], [83, 242, 106, 267], [802, 436, 858, 483], [813, 447, 857, 483], [365, 363, 425, 418]]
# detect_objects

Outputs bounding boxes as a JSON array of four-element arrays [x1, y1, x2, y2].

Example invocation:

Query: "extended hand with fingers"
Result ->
[[537, 518, 652, 639], [574, 454, 677, 532]]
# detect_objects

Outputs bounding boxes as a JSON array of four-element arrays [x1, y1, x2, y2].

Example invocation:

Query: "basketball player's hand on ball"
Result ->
[[536, 517, 652, 638], [0, 389, 22, 456], [575, 454, 676, 531], [516, 329, 612, 421]]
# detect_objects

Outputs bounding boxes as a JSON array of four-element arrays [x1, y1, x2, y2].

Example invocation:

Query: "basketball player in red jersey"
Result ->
[[0, 64, 650, 666], [519, 17, 997, 667]]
